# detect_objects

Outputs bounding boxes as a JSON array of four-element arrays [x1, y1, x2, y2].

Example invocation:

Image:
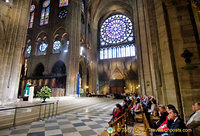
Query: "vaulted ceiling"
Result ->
[[88, 0, 134, 29]]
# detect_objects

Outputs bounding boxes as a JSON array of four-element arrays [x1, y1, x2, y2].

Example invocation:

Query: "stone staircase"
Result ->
[[0, 97, 112, 130]]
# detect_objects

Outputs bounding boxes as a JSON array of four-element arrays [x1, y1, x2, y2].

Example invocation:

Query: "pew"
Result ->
[[98, 99, 135, 136]]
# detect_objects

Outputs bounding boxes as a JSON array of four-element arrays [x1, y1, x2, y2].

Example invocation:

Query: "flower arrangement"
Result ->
[[36, 86, 51, 102]]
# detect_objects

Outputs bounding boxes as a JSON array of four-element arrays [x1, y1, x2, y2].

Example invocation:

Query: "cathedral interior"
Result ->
[[0, 0, 200, 124]]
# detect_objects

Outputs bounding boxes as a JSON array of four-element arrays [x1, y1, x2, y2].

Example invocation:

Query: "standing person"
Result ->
[[24, 81, 31, 97], [187, 102, 200, 136]]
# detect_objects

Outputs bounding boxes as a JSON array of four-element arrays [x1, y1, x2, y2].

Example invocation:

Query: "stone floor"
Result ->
[[0, 99, 124, 136]]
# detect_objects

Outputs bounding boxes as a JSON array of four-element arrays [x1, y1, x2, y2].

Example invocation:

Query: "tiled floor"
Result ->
[[0, 99, 122, 136]]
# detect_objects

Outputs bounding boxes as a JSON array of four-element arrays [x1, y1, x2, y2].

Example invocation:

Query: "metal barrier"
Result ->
[[0, 100, 59, 129]]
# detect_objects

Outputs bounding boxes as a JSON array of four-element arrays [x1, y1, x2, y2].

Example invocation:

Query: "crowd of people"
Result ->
[[108, 94, 200, 136]]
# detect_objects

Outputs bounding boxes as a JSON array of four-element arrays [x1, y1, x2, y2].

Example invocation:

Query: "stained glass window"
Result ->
[[108, 48, 112, 59], [113, 47, 116, 58], [43, 0, 50, 7], [121, 46, 125, 57], [44, 7, 49, 24], [59, 9, 67, 19], [100, 14, 134, 46], [40, 9, 45, 25], [26, 45, 31, 57], [29, 5, 35, 28], [40, 0, 50, 26], [126, 45, 130, 57], [53, 41, 61, 53], [117, 47, 121, 58], [37, 43, 48, 56], [59, 0, 68, 7], [99, 14, 136, 60], [130, 44, 135, 56], [61, 40, 69, 53], [104, 48, 108, 59], [81, 0, 84, 13], [100, 49, 104, 60]]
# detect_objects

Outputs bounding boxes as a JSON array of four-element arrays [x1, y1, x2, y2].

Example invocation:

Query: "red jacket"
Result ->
[[114, 110, 123, 118]]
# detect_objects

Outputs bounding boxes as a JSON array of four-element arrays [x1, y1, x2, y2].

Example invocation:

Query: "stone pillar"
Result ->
[[0, 0, 31, 105], [90, 24, 98, 94], [134, 0, 154, 96], [162, 0, 200, 119], [66, 0, 81, 96]]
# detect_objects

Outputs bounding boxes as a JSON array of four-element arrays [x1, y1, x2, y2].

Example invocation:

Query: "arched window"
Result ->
[[53, 40, 61, 54], [29, 5, 35, 28], [113, 47, 116, 58], [81, 0, 84, 13], [130, 44, 135, 56], [99, 14, 135, 60], [37, 38, 48, 56], [40, 0, 50, 26], [104, 48, 108, 59], [25, 40, 31, 58], [117, 47, 121, 58], [126, 45, 130, 57], [61, 34, 69, 53], [100, 48, 104, 60], [121, 46, 125, 57], [108, 48, 112, 59], [59, 0, 68, 7]]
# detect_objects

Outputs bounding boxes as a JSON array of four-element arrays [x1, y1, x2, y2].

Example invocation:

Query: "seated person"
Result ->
[[166, 108, 187, 136], [122, 99, 128, 113], [159, 104, 175, 130], [187, 102, 200, 136], [134, 98, 141, 114], [155, 105, 168, 129], [109, 104, 123, 123], [148, 99, 157, 116], [126, 96, 132, 105]]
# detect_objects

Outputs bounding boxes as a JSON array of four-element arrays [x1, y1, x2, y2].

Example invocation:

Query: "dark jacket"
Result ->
[[122, 103, 128, 112], [168, 117, 187, 136]]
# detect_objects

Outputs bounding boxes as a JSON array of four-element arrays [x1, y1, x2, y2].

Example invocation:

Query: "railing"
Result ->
[[141, 107, 150, 136], [0, 100, 59, 129]]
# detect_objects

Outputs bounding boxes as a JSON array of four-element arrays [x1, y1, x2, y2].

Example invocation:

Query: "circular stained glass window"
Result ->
[[100, 14, 133, 45], [30, 5, 35, 12], [43, 0, 50, 7], [39, 43, 48, 51], [53, 41, 61, 50], [59, 10, 68, 19]]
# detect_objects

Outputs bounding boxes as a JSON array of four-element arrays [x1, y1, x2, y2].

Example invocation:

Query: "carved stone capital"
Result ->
[[191, 0, 200, 11]]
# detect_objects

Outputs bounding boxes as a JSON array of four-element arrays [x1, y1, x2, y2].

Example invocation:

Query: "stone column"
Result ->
[[0, 0, 31, 105], [90, 24, 98, 94], [134, 0, 154, 96], [66, 0, 81, 96]]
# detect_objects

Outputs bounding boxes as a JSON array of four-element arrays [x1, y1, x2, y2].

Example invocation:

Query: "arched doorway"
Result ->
[[51, 61, 66, 89], [33, 63, 44, 77]]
